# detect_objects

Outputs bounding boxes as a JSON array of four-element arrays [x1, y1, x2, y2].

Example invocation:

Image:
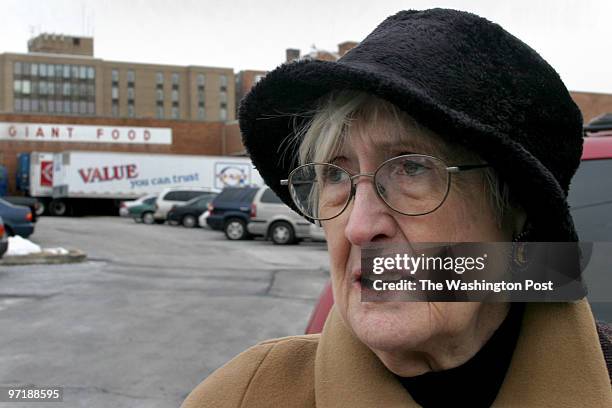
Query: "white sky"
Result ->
[[1, 0, 611, 93]]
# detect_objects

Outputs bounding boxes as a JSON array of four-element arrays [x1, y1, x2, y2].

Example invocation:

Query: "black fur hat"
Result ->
[[239, 8, 583, 241]]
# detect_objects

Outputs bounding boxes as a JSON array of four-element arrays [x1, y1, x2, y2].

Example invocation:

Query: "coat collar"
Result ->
[[314, 300, 612, 407]]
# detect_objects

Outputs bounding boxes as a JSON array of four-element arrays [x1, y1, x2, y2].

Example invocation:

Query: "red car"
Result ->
[[305, 136, 612, 334]]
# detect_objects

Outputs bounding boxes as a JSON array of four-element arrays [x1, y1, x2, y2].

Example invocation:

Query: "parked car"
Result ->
[[0, 217, 8, 258], [0, 198, 34, 238], [303, 136, 612, 334], [2, 196, 40, 221], [167, 193, 218, 228], [119, 193, 158, 217], [199, 210, 210, 228], [309, 223, 326, 242], [153, 187, 219, 223], [128, 196, 159, 224], [246, 187, 312, 245], [206, 186, 260, 240]]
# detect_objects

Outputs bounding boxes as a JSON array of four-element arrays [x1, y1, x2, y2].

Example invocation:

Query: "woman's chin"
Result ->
[[344, 296, 433, 352]]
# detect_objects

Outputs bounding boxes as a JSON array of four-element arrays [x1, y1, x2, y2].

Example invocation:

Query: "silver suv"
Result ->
[[247, 187, 312, 245]]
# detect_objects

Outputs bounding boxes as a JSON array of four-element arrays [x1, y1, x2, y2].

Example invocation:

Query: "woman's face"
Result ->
[[321, 111, 517, 373]]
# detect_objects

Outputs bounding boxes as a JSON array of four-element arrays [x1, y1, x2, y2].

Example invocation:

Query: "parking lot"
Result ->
[[0, 216, 330, 408]]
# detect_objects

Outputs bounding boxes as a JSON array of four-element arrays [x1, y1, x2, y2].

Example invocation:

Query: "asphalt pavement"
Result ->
[[0, 216, 330, 408]]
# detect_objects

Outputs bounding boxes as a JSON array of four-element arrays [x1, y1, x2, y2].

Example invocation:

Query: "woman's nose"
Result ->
[[344, 177, 396, 246]]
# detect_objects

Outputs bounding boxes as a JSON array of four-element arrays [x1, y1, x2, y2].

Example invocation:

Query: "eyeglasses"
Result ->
[[280, 154, 490, 221]]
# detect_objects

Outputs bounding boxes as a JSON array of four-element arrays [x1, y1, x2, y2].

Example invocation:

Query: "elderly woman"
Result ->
[[183, 9, 612, 407]]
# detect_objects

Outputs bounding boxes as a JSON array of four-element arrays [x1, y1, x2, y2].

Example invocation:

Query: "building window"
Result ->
[[220, 91, 227, 104], [197, 73, 205, 87], [22, 80, 31, 95], [87, 67, 95, 79], [87, 102, 95, 114], [220, 74, 227, 91], [111, 101, 119, 117], [111, 69, 119, 84], [55, 64, 62, 79], [63, 65, 70, 79], [31, 99, 39, 112], [39, 81, 47, 95], [156, 89, 163, 101], [14, 98, 22, 111], [172, 72, 179, 87], [198, 106, 205, 120], [171, 106, 179, 119], [47, 99, 54, 113], [79, 66, 87, 79], [63, 83, 71, 96], [71, 65, 79, 79], [156, 105, 164, 119], [79, 101, 87, 114], [127, 69, 135, 85], [127, 102, 135, 118], [127, 87, 135, 101], [14, 61, 22, 75], [23, 98, 31, 112], [111, 86, 119, 100], [31, 63, 38, 77], [63, 100, 70, 113], [156, 72, 164, 85], [39, 64, 47, 77], [220, 107, 227, 121], [171, 89, 179, 102], [13, 80, 21, 94], [72, 100, 78, 113]]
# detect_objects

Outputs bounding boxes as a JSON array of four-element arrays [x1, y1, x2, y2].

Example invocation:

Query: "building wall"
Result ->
[[0, 53, 235, 122], [0, 113, 232, 193]]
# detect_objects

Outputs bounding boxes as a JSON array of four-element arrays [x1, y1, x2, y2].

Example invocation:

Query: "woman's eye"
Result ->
[[324, 167, 347, 183], [399, 160, 427, 176]]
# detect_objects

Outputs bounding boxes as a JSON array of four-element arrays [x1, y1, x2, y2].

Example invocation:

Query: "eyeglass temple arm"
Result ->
[[446, 163, 490, 173], [280, 179, 289, 186]]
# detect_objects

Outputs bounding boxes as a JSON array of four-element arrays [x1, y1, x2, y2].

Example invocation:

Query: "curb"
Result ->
[[0, 249, 87, 266]]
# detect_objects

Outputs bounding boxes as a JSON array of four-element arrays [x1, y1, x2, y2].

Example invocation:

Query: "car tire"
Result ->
[[270, 221, 296, 245], [142, 212, 155, 225], [224, 218, 247, 240], [49, 199, 68, 216], [182, 214, 197, 228]]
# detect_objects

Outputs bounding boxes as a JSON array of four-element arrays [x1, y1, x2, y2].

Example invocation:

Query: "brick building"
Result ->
[[0, 33, 235, 122]]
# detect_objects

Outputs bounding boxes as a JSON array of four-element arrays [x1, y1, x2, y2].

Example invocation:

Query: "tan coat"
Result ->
[[182, 300, 612, 407]]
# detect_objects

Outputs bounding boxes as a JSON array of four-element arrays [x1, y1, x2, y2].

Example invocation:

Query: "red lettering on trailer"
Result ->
[[78, 164, 139, 183]]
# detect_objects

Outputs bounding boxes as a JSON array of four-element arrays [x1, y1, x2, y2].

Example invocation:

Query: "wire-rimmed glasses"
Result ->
[[280, 154, 490, 221]]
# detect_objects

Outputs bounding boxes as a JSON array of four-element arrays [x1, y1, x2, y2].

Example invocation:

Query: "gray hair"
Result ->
[[289, 90, 515, 226]]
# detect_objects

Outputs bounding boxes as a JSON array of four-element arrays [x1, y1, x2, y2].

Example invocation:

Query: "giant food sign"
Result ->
[[0, 123, 172, 145]]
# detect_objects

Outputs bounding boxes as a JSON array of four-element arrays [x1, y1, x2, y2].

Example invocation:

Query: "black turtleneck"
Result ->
[[396, 303, 525, 408]]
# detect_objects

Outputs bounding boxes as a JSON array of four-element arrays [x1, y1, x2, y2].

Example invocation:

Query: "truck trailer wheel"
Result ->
[[49, 199, 69, 216]]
